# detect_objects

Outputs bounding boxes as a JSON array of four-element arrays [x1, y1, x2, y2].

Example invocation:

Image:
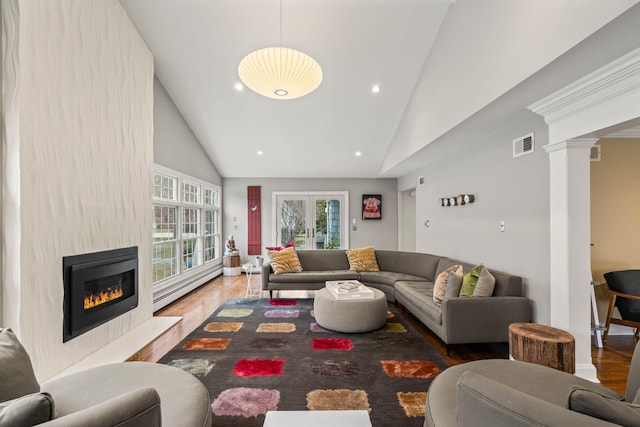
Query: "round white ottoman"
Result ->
[[314, 287, 388, 333]]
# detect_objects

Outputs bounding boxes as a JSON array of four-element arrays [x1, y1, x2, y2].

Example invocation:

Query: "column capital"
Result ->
[[543, 138, 598, 154]]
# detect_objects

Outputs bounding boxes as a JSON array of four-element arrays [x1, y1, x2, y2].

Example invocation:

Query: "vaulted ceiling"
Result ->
[[120, 0, 640, 179]]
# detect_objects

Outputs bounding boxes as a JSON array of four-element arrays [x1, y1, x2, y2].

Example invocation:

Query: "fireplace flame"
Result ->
[[84, 286, 123, 310]]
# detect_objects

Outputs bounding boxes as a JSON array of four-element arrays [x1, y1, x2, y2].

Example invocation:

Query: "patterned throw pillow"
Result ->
[[346, 246, 380, 272], [459, 264, 483, 297], [267, 247, 303, 274], [473, 266, 496, 297], [433, 265, 462, 306]]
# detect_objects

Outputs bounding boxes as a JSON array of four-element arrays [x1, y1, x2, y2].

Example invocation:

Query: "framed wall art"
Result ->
[[362, 194, 382, 220]]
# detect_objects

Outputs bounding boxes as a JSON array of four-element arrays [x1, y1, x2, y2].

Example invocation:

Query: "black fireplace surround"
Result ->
[[63, 246, 138, 342]]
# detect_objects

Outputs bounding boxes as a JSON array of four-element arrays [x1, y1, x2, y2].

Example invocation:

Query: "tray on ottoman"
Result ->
[[326, 280, 374, 300]]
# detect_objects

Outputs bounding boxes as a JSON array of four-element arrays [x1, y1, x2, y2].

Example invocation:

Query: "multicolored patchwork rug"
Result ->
[[158, 298, 448, 426]]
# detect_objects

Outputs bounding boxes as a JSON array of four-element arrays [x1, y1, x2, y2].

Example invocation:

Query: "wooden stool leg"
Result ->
[[603, 294, 617, 343]]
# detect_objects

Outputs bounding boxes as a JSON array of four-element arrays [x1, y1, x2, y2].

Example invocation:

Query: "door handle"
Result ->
[[312, 228, 315, 238]]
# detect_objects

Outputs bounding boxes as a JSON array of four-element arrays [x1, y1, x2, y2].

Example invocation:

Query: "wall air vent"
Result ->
[[418, 176, 425, 186], [590, 145, 601, 161], [513, 133, 534, 158]]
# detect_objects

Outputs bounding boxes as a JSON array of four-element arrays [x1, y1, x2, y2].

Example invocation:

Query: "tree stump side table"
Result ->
[[508, 323, 575, 374], [222, 254, 241, 276]]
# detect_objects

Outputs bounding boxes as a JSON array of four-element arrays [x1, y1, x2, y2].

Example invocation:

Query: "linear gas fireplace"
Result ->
[[63, 247, 138, 342]]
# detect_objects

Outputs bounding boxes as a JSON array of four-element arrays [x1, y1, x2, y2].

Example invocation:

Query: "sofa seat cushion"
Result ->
[[395, 281, 442, 324], [359, 271, 426, 286], [268, 270, 359, 283]]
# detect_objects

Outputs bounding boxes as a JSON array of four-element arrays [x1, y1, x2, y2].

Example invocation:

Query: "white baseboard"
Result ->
[[575, 363, 600, 383]]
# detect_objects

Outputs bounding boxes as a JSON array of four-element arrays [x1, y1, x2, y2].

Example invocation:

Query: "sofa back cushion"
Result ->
[[295, 250, 351, 271], [0, 329, 40, 402], [435, 258, 522, 297], [374, 251, 441, 281]]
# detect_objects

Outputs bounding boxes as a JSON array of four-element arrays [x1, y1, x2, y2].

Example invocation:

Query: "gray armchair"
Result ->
[[0, 328, 212, 426], [426, 338, 640, 427]]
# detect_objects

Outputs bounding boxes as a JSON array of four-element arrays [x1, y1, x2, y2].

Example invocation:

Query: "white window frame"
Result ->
[[153, 165, 222, 290]]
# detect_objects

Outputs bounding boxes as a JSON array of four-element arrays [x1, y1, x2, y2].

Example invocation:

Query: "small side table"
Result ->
[[241, 263, 261, 297], [222, 254, 241, 276], [509, 323, 575, 373]]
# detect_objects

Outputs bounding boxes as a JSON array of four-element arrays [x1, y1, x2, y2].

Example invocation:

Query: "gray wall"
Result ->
[[223, 178, 398, 264], [153, 76, 222, 185], [398, 113, 550, 323]]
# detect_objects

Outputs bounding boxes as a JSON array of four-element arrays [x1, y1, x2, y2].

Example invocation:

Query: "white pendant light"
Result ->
[[238, 1, 322, 100]]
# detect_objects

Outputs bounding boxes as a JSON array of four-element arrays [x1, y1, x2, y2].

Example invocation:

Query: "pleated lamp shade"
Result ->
[[238, 47, 323, 100]]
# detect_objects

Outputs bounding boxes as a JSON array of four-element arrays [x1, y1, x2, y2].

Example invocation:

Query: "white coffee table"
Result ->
[[263, 410, 371, 426]]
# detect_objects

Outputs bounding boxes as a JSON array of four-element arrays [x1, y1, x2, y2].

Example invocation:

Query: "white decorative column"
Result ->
[[544, 139, 598, 381], [530, 46, 640, 382]]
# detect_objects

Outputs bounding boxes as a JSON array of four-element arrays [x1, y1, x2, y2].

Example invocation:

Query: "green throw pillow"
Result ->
[[459, 264, 483, 297]]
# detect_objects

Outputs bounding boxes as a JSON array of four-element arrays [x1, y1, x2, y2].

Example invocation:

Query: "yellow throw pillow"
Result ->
[[433, 264, 462, 306], [267, 247, 303, 274], [346, 246, 380, 272]]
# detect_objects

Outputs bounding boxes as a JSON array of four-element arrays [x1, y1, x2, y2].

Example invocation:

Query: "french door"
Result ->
[[273, 192, 349, 250]]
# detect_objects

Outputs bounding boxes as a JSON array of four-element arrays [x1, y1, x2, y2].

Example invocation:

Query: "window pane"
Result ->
[[153, 206, 177, 242], [204, 235, 218, 262], [204, 210, 216, 235], [153, 173, 176, 201], [204, 188, 218, 207], [279, 199, 307, 249], [183, 208, 200, 238], [153, 241, 177, 282], [319, 199, 341, 249], [183, 238, 201, 270], [182, 182, 201, 204]]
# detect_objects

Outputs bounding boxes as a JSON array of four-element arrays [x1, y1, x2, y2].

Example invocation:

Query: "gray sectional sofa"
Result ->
[[261, 249, 530, 350]]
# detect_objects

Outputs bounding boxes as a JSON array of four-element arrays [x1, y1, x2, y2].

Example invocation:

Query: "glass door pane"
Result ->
[[277, 198, 308, 249], [314, 198, 342, 249]]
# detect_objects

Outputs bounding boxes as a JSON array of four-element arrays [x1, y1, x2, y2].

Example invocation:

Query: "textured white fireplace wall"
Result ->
[[2, 0, 153, 381]]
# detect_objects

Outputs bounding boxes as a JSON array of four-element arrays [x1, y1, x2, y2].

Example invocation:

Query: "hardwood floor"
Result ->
[[129, 273, 636, 395]]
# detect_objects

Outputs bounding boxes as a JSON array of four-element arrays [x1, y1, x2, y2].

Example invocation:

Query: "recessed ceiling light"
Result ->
[[355, 151, 362, 157], [235, 82, 244, 91], [257, 150, 264, 155], [371, 85, 381, 94]]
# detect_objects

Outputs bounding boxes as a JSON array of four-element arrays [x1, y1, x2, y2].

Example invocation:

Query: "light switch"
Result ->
[[500, 221, 505, 232]]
